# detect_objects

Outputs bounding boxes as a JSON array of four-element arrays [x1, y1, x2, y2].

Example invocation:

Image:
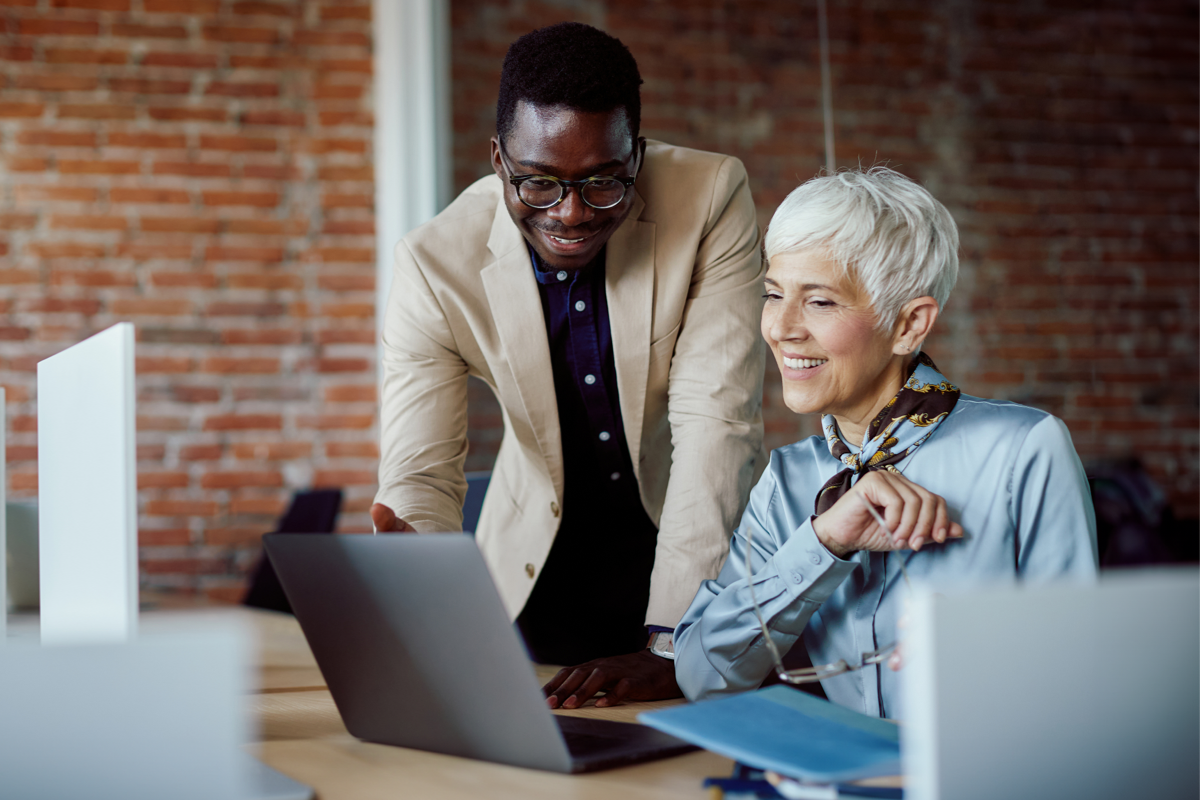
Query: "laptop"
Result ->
[[262, 533, 695, 773], [902, 568, 1199, 800]]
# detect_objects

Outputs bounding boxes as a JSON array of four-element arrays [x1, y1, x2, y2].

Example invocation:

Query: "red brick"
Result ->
[[15, 185, 98, 202], [49, 214, 127, 231], [141, 217, 219, 233], [232, 1, 294, 15], [319, 3, 370, 20], [201, 191, 279, 207], [144, 499, 218, 517], [6, 444, 38, 461], [203, 414, 282, 431], [112, 23, 187, 38], [321, 302, 373, 318], [7, 156, 48, 172], [13, 75, 100, 92], [50, 269, 137, 287], [199, 135, 277, 152], [28, 241, 105, 258], [110, 298, 192, 315], [21, 297, 101, 314], [205, 82, 280, 98], [310, 246, 373, 262], [110, 188, 190, 204], [203, 25, 278, 43], [229, 496, 288, 517], [231, 442, 312, 460], [298, 414, 374, 430], [293, 30, 370, 46], [148, 106, 227, 122], [201, 357, 279, 374], [317, 59, 372, 75], [224, 219, 307, 236], [323, 192, 372, 208], [313, 469, 376, 487], [325, 384, 376, 403], [0, 213, 37, 230], [220, 328, 301, 345], [315, 328, 374, 344], [317, 165, 373, 181], [226, 273, 303, 290], [322, 220, 373, 236], [205, 301, 286, 317], [17, 19, 99, 35], [16, 130, 95, 147], [152, 161, 231, 177], [51, 0, 131, 8], [325, 441, 378, 458], [180, 444, 223, 461], [0, 326, 32, 341], [59, 159, 140, 175], [0, 270, 40, 285], [242, 110, 306, 127], [313, 83, 364, 100], [143, 0, 219, 11], [200, 470, 283, 489], [205, 246, 285, 262], [317, 357, 371, 373], [58, 104, 137, 120], [142, 557, 226, 574], [136, 356, 193, 373], [142, 52, 219, 69], [203, 526, 271, 546], [138, 471, 189, 489], [0, 103, 44, 118], [109, 78, 192, 94], [118, 242, 194, 260], [139, 528, 191, 546], [173, 385, 221, 403], [318, 110, 372, 126], [45, 49, 129, 65]]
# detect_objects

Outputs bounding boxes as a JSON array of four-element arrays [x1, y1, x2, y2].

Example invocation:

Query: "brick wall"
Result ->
[[452, 0, 1200, 520], [0, 0, 377, 600]]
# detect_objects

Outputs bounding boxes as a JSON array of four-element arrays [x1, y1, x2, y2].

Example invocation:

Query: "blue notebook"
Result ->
[[639, 686, 901, 783]]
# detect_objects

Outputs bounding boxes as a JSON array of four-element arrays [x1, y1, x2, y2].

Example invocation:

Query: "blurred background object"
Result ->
[[0, 0, 1195, 601]]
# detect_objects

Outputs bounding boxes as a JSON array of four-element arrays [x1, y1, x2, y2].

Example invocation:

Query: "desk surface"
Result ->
[[245, 608, 734, 799]]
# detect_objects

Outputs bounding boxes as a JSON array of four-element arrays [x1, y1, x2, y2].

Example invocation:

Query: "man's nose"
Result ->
[[546, 186, 594, 228]]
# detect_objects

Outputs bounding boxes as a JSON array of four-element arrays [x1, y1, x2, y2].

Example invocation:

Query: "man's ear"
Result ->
[[635, 136, 647, 175], [490, 136, 504, 180], [892, 296, 940, 354]]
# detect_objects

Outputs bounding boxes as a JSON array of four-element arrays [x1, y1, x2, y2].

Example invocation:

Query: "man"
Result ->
[[371, 22, 765, 708]]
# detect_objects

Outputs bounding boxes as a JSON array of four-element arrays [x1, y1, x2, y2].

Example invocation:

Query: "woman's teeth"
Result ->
[[783, 356, 827, 370], [549, 234, 585, 244]]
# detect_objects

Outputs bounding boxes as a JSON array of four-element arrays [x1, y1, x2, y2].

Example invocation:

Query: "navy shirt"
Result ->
[[514, 246, 661, 664]]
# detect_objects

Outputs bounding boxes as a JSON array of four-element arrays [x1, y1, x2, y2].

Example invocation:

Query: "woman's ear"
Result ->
[[892, 296, 940, 354]]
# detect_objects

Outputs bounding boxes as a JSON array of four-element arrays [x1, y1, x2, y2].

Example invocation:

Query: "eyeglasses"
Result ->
[[497, 141, 637, 210], [745, 492, 911, 684]]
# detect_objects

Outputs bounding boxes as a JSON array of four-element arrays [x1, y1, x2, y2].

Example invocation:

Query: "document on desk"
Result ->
[[639, 685, 900, 784]]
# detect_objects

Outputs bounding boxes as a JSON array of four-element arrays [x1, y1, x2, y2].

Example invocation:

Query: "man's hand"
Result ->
[[370, 503, 416, 533], [542, 650, 681, 709], [812, 471, 964, 558]]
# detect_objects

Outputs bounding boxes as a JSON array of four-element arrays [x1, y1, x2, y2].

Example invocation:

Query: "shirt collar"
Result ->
[[528, 243, 605, 285]]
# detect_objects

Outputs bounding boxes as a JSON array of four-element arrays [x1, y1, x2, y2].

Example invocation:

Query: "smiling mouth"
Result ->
[[548, 234, 587, 244], [782, 356, 828, 370]]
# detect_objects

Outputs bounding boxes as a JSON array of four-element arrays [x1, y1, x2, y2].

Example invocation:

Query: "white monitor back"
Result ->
[[37, 323, 137, 643], [903, 569, 1200, 800], [0, 616, 250, 799]]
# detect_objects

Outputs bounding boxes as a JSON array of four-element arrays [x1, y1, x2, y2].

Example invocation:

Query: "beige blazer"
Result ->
[[377, 140, 766, 627]]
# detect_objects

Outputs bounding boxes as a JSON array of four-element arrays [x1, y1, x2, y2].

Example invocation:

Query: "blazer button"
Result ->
[[550, 501, 560, 517], [525, 563, 535, 579]]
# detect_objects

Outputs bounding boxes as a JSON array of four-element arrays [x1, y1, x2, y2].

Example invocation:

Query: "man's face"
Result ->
[[491, 101, 644, 271]]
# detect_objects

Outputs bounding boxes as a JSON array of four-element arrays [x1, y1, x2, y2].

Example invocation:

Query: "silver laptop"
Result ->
[[262, 533, 694, 773], [903, 568, 1199, 800]]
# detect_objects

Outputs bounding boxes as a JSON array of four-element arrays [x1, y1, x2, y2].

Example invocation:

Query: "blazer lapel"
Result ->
[[605, 193, 655, 476], [481, 202, 563, 498]]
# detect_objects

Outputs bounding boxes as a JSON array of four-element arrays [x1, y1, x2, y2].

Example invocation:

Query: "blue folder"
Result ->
[[638, 686, 901, 784]]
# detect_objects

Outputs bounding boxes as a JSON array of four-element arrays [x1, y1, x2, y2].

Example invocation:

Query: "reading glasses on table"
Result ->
[[745, 493, 912, 685]]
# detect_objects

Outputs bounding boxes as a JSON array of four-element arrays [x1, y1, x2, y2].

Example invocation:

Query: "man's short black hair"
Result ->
[[496, 22, 643, 144]]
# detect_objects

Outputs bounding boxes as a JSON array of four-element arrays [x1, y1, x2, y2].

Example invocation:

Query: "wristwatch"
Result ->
[[648, 631, 675, 660]]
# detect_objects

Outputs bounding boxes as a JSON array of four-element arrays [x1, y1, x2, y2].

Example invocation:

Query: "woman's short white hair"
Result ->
[[764, 166, 959, 330]]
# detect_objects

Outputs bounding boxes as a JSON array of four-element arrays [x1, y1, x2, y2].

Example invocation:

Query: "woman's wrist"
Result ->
[[811, 514, 852, 559]]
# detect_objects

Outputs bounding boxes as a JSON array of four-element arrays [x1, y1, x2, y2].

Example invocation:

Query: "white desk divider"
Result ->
[[1, 385, 6, 639], [0, 615, 250, 799], [37, 323, 137, 643]]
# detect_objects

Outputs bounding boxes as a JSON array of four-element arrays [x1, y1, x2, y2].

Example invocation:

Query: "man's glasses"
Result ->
[[745, 493, 911, 685], [497, 141, 637, 210]]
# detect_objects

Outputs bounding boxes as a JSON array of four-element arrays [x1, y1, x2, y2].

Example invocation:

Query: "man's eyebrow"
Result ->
[[762, 277, 838, 292], [515, 158, 627, 176]]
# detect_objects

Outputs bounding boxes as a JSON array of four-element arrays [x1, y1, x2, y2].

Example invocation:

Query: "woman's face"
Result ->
[[761, 249, 907, 436]]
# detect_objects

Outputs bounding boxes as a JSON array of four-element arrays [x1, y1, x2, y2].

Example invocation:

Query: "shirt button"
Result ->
[[598, 431, 611, 442], [550, 501, 560, 517], [525, 563, 535, 579], [791, 570, 804, 585], [810, 553, 822, 565], [556, 271, 568, 281], [584, 374, 596, 385], [610, 472, 620, 481], [574, 300, 585, 312]]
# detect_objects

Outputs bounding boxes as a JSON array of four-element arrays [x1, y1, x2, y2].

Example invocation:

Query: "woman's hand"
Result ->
[[812, 470, 963, 558]]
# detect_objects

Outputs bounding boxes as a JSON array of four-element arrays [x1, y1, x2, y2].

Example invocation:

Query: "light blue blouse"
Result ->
[[674, 395, 1099, 720]]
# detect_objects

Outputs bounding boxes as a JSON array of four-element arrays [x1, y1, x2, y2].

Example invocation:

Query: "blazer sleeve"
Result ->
[[645, 155, 767, 628], [374, 239, 470, 532]]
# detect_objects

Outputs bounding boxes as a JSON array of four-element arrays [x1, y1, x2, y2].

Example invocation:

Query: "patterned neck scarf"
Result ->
[[815, 353, 960, 515]]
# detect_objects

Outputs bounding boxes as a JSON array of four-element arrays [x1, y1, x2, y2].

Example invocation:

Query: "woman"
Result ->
[[673, 167, 1097, 719]]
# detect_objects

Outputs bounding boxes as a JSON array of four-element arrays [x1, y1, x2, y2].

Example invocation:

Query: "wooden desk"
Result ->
[[244, 608, 734, 799]]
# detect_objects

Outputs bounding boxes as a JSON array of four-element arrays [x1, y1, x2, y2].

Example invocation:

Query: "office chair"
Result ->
[[242, 488, 343, 614]]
